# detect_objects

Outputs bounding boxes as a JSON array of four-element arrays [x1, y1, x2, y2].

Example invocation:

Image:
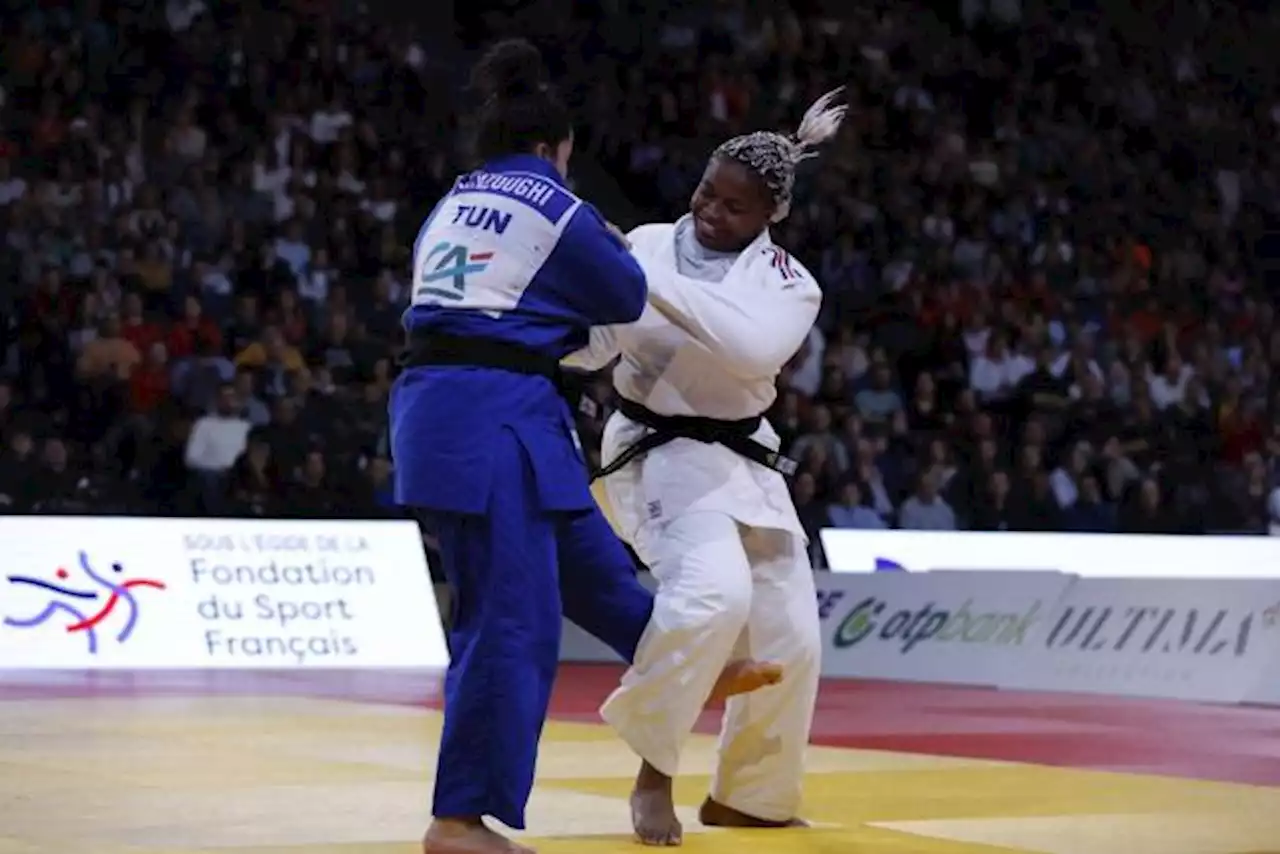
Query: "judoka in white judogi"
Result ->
[[565, 89, 847, 845]]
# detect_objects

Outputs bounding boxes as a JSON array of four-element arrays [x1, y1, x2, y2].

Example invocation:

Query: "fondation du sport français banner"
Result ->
[[0, 517, 447, 670]]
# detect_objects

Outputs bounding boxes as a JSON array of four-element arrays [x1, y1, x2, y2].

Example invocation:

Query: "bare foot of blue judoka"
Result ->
[[423, 818, 535, 854], [698, 797, 810, 828], [706, 660, 784, 704], [631, 761, 682, 846]]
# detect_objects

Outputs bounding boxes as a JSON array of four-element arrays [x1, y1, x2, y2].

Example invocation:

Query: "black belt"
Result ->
[[592, 397, 798, 482], [398, 333, 598, 418]]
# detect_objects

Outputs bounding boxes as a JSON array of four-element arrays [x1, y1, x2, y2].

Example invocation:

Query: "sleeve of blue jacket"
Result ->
[[545, 202, 648, 328]]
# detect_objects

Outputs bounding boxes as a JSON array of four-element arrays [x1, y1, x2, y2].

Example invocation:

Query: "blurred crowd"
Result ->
[[0, 0, 448, 519], [2, 0, 1280, 563], [566, 0, 1280, 561]]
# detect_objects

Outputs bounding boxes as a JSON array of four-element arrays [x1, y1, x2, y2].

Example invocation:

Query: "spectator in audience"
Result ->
[[827, 480, 886, 531], [1061, 475, 1117, 533], [791, 406, 849, 472], [1049, 441, 1092, 510], [77, 315, 140, 380], [971, 470, 1014, 532], [184, 383, 251, 510], [899, 468, 958, 531], [853, 363, 903, 424], [228, 432, 279, 518], [791, 471, 828, 565], [130, 342, 172, 415], [1121, 478, 1179, 534]]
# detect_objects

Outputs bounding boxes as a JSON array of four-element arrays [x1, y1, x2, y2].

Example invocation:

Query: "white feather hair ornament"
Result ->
[[714, 87, 848, 222], [791, 87, 849, 160]]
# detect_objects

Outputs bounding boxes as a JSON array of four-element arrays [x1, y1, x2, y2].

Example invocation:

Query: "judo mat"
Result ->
[[1, 665, 1278, 854]]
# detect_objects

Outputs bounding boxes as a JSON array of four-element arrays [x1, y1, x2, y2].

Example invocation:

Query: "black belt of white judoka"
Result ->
[[591, 397, 798, 482], [398, 333, 599, 419]]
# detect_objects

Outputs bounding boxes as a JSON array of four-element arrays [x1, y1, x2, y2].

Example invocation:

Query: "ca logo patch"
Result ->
[[415, 241, 493, 303]]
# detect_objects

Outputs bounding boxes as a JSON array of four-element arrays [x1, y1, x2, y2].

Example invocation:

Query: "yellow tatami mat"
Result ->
[[0, 694, 1276, 854]]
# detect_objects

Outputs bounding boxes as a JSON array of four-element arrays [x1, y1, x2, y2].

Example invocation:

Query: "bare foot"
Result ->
[[698, 797, 809, 829], [706, 660, 784, 704], [423, 818, 535, 854], [630, 761, 683, 846]]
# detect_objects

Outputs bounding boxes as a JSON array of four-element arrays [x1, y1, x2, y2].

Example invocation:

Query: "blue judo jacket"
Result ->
[[390, 154, 647, 514]]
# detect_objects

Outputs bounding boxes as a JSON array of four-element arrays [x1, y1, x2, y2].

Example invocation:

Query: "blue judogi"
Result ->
[[391, 155, 654, 830]]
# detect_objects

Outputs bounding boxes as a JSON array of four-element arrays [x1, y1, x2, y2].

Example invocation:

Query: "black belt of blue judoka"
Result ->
[[591, 397, 798, 482], [398, 333, 598, 419]]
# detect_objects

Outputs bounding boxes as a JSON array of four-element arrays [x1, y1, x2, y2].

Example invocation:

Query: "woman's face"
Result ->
[[689, 157, 773, 252]]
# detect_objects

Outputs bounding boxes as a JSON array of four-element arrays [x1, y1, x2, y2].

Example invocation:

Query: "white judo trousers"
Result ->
[[599, 503, 820, 821], [571, 217, 826, 822]]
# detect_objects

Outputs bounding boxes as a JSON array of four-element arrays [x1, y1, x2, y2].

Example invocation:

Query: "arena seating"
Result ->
[[2, 0, 1279, 570]]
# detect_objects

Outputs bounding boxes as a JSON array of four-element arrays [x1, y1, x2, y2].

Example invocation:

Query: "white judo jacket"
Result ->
[[565, 216, 822, 550]]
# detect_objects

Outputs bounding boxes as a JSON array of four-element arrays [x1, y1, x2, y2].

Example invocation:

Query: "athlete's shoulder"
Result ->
[[756, 242, 821, 298]]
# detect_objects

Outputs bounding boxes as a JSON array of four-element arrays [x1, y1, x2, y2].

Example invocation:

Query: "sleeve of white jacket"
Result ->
[[639, 253, 822, 379], [561, 325, 621, 371]]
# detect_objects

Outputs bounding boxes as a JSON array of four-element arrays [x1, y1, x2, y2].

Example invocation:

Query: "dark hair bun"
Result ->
[[471, 39, 548, 101]]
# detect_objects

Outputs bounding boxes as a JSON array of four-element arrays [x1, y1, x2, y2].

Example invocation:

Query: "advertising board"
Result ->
[[557, 564, 1280, 707], [818, 571, 1074, 685], [998, 578, 1280, 703], [820, 529, 1280, 578], [0, 517, 447, 670]]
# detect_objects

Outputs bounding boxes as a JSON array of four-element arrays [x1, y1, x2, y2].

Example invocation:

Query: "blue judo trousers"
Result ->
[[391, 154, 654, 830]]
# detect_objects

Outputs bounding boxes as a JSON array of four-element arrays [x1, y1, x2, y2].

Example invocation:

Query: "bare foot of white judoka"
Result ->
[[630, 761, 683, 846], [423, 818, 535, 854], [706, 660, 784, 704], [698, 797, 810, 829]]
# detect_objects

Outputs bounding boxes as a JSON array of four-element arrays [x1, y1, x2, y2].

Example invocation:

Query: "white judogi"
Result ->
[[566, 215, 822, 822]]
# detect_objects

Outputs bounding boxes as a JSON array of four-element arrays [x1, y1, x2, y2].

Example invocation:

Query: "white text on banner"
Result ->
[[998, 578, 1280, 703], [0, 517, 447, 670], [820, 529, 1280, 578], [817, 571, 1074, 685]]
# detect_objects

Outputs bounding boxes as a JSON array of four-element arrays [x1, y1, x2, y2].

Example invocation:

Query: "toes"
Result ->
[[635, 830, 668, 847], [633, 827, 681, 846]]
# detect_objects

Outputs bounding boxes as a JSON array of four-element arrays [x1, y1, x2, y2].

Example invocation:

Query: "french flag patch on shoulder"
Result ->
[[766, 247, 800, 283]]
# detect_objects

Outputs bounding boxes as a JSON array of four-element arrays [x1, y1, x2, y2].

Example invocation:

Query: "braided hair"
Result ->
[[712, 88, 848, 223]]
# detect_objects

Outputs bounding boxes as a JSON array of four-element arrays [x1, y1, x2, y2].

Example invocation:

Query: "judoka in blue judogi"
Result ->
[[390, 39, 655, 854]]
